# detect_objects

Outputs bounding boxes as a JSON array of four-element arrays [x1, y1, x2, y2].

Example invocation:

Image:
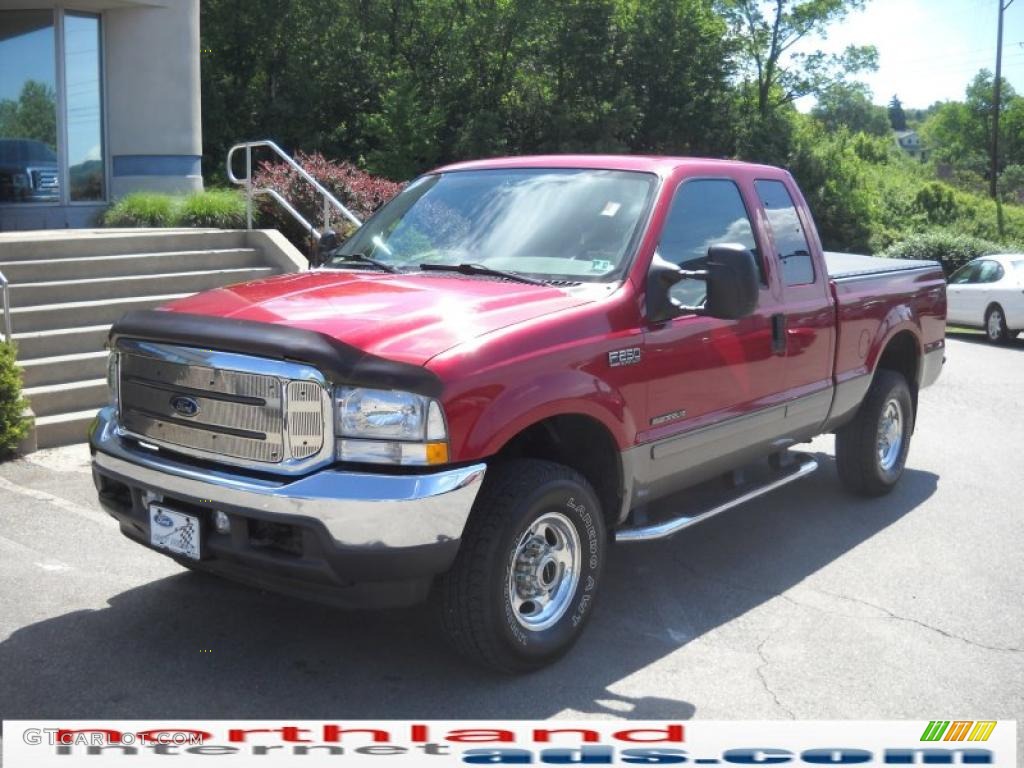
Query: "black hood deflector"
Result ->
[[109, 310, 443, 397]]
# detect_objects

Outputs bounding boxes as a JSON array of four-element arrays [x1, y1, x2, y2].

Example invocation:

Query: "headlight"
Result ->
[[334, 387, 448, 466], [106, 350, 119, 409]]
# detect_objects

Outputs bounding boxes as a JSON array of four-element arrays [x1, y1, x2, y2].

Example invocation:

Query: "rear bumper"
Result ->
[[89, 407, 486, 607]]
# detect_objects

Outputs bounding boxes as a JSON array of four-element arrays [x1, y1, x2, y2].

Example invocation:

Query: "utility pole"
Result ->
[[990, 0, 1015, 201]]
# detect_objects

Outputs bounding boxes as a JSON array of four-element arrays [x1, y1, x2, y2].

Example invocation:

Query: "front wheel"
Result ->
[[437, 459, 606, 672], [835, 370, 914, 497], [985, 305, 1012, 344]]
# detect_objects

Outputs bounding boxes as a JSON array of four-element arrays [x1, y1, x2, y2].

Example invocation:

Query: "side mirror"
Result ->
[[312, 229, 341, 267], [646, 244, 759, 323], [704, 244, 760, 320]]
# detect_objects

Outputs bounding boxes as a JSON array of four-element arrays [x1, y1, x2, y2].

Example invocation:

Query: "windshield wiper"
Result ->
[[418, 262, 546, 286], [328, 252, 400, 274]]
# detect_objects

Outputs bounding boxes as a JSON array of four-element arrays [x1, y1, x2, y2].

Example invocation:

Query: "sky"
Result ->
[[796, 0, 1024, 111]]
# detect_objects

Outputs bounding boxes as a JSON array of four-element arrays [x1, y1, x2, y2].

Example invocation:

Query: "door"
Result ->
[[753, 179, 836, 434], [640, 178, 788, 497], [947, 260, 996, 326]]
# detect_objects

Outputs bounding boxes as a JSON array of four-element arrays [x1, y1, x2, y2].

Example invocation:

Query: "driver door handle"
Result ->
[[771, 313, 787, 355]]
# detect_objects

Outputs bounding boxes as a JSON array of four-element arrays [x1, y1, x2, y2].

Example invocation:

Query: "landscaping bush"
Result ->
[[102, 192, 175, 227], [177, 189, 247, 228], [0, 341, 29, 458], [882, 231, 1022, 275], [252, 152, 403, 252], [101, 189, 247, 229]]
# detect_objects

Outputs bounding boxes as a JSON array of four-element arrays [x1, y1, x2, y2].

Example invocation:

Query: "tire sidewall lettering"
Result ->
[[500, 485, 604, 657]]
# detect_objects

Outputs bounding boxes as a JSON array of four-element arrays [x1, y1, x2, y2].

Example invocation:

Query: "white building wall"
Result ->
[[105, 0, 202, 197]]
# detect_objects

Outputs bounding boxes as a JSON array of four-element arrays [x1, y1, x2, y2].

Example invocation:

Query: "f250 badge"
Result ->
[[608, 347, 642, 367]]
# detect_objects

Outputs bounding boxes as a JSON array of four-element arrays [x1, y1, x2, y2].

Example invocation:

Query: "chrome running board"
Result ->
[[615, 453, 819, 543]]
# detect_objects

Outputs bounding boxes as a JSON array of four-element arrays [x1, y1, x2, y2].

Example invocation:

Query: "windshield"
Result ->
[[329, 168, 657, 282]]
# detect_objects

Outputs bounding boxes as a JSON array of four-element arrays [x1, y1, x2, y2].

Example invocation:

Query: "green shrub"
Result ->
[[102, 192, 175, 227], [882, 231, 1022, 274], [787, 122, 876, 253], [0, 341, 29, 458], [177, 189, 247, 228], [101, 189, 248, 229], [913, 182, 959, 223]]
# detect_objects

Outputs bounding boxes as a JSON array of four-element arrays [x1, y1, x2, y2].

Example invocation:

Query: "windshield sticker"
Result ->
[[591, 259, 612, 272], [600, 201, 621, 217]]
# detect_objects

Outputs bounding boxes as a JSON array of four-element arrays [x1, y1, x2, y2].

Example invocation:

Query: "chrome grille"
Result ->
[[286, 381, 324, 459], [117, 343, 328, 471]]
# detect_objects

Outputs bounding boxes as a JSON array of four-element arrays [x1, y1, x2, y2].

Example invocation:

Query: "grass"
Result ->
[[102, 192, 175, 227], [102, 189, 247, 229], [177, 189, 247, 228]]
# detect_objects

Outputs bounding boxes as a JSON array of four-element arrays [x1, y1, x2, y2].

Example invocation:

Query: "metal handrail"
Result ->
[[226, 140, 362, 240], [0, 269, 12, 344]]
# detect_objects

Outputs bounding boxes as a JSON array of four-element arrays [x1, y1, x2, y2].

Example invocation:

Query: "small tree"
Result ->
[[888, 95, 907, 131], [0, 342, 29, 458], [718, 0, 878, 120]]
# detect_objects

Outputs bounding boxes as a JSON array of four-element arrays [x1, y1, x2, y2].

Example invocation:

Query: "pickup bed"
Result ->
[[90, 155, 946, 671]]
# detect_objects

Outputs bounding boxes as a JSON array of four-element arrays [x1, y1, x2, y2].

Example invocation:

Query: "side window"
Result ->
[[949, 262, 980, 284], [977, 260, 1004, 283], [658, 179, 761, 306], [755, 180, 815, 287]]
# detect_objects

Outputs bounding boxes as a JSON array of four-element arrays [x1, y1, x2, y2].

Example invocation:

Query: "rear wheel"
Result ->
[[835, 370, 914, 497], [437, 459, 606, 673], [985, 304, 1011, 344]]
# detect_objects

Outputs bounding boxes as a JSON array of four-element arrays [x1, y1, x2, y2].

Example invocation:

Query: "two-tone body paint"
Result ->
[[161, 155, 946, 520]]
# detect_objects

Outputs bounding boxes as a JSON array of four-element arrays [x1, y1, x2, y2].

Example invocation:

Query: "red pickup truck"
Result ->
[[90, 156, 946, 672]]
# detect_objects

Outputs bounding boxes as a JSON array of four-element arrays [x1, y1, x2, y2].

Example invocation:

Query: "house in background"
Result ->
[[895, 130, 929, 162], [0, 0, 201, 231]]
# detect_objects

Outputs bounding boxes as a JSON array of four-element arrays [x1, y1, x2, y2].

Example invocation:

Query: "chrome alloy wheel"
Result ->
[[508, 511, 581, 631], [988, 308, 1005, 341], [877, 398, 904, 472]]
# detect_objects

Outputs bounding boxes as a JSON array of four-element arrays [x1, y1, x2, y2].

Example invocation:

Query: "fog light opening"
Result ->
[[213, 510, 231, 535]]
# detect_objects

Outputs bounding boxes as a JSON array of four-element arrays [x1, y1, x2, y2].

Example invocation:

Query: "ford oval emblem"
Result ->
[[170, 395, 201, 418], [154, 511, 174, 528]]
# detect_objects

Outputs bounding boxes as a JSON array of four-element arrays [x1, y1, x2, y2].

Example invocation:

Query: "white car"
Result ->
[[946, 254, 1024, 343]]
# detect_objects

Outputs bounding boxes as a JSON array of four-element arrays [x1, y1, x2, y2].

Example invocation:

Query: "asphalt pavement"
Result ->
[[0, 332, 1021, 732]]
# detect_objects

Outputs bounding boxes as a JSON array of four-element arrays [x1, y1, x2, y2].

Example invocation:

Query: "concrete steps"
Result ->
[[10, 267, 273, 306], [10, 293, 193, 333], [19, 351, 109, 388], [34, 409, 103, 450], [1, 228, 304, 450], [0, 248, 264, 282], [11, 325, 112, 360]]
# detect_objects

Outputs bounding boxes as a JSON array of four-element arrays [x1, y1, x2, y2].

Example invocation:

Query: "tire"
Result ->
[[437, 459, 606, 673], [985, 304, 1011, 344], [835, 370, 914, 497]]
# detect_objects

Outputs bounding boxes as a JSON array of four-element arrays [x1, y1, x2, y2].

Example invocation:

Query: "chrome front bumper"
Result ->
[[90, 406, 486, 549]]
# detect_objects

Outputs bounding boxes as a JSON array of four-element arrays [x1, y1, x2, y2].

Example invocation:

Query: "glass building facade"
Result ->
[[0, 0, 201, 231], [0, 9, 105, 208]]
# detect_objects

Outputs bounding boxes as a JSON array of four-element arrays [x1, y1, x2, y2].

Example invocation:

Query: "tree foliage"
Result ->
[[888, 95, 906, 131], [717, 0, 877, 119], [197, 0, 1024, 255], [0, 80, 57, 148], [813, 82, 891, 137], [921, 70, 1024, 180], [201, 0, 737, 181]]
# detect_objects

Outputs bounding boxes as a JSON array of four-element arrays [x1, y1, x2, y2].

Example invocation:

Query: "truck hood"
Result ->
[[162, 270, 594, 366]]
